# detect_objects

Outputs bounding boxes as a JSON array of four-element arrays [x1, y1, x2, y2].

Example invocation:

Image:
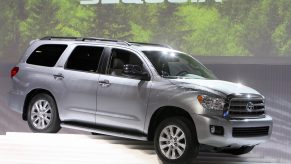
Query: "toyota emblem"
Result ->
[[246, 102, 254, 112]]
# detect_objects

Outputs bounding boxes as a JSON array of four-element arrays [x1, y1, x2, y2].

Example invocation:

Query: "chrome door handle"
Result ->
[[53, 73, 64, 80], [98, 80, 111, 87]]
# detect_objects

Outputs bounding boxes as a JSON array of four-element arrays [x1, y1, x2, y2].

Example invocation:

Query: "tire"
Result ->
[[222, 146, 255, 155], [154, 117, 199, 164], [27, 93, 61, 133]]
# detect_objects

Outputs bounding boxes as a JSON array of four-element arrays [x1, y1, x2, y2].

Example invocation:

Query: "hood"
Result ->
[[169, 79, 260, 96]]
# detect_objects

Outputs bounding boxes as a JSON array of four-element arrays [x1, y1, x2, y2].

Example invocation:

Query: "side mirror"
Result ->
[[123, 64, 150, 81]]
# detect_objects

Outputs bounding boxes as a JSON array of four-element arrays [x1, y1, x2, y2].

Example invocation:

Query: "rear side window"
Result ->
[[27, 44, 67, 67], [65, 46, 104, 73]]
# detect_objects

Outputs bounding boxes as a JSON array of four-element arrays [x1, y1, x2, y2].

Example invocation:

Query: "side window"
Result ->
[[66, 46, 104, 73], [27, 44, 67, 67], [108, 48, 143, 77]]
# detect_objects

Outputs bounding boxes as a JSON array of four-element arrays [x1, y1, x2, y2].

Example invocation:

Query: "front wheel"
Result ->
[[154, 117, 199, 164], [27, 93, 61, 133]]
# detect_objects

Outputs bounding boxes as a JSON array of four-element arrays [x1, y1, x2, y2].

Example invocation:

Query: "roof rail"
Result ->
[[83, 37, 130, 46], [41, 36, 81, 40], [40, 36, 130, 46], [40, 37, 172, 48], [129, 42, 172, 49]]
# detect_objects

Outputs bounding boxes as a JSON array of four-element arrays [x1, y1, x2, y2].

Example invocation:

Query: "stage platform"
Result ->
[[0, 132, 285, 164]]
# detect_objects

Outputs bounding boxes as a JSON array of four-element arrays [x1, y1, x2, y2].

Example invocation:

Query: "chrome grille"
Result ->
[[227, 96, 265, 118]]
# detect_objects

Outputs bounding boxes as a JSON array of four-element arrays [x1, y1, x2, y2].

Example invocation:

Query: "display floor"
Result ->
[[0, 132, 285, 164]]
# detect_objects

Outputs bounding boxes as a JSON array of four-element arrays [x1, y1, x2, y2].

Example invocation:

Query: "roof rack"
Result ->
[[40, 37, 172, 48], [128, 42, 172, 49], [41, 36, 80, 40], [40, 36, 130, 46]]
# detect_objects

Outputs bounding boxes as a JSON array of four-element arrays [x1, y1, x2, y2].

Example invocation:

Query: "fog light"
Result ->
[[210, 125, 224, 136]]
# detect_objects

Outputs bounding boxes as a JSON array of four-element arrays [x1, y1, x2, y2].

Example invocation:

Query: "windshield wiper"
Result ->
[[162, 76, 180, 79], [163, 76, 193, 79]]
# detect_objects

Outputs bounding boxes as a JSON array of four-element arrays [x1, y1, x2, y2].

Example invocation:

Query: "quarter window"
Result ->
[[26, 44, 67, 67], [66, 46, 104, 72]]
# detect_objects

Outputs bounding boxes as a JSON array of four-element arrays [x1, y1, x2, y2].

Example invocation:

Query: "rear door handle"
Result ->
[[53, 73, 64, 80], [98, 80, 111, 87]]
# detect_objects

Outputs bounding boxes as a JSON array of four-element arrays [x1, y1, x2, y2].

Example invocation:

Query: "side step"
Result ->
[[61, 123, 148, 141]]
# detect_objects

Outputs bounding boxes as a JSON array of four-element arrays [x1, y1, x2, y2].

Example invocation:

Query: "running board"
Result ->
[[61, 123, 148, 141]]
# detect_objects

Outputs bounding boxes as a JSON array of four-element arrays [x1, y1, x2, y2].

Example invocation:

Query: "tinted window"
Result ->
[[66, 46, 104, 72], [108, 49, 143, 77], [27, 44, 67, 67]]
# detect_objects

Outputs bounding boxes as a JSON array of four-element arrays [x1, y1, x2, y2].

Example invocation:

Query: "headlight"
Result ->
[[197, 95, 225, 111]]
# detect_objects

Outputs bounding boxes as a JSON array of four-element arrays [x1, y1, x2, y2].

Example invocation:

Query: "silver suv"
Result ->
[[9, 36, 273, 163]]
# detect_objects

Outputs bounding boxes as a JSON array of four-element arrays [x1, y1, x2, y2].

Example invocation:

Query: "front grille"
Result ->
[[227, 96, 265, 118], [233, 126, 269, 137]]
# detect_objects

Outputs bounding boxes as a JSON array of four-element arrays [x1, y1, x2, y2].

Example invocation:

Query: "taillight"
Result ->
[[10, 67, 19, 78]]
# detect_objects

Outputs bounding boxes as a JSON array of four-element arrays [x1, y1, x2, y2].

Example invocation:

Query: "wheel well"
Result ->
[[22, 89, 56, 121], [147, 106, 195, 141]]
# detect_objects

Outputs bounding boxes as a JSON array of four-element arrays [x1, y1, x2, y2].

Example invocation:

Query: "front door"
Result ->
[[96, 48, 151, 132]]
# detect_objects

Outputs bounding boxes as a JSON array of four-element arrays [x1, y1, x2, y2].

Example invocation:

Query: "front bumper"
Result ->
[[192, 114, 273, 148]]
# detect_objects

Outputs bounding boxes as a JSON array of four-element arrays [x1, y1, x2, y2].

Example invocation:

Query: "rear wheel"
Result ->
[[154, 117, 199, 164], [27, 93, 61, 133]]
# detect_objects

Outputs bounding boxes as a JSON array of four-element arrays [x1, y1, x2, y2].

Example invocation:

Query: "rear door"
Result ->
[[53, 45, 105, 124], [95, 48, 152, 132]]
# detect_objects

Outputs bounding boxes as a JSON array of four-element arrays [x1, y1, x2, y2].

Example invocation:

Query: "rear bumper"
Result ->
[[192, 114, 273, 148]]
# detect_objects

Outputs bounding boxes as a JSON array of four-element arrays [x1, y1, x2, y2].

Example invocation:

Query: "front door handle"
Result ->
[[53, 73, 64, 80], [98, 80, 111, 87]]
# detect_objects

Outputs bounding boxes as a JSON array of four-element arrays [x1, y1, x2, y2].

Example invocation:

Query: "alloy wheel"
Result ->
[[159, 125, 186, 160], [30, 100, 52, 129]]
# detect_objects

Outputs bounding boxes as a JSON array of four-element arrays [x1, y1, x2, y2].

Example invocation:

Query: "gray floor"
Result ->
[[0, 63, 290, 163]]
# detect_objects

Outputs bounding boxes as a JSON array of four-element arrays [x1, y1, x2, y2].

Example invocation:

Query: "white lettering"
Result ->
[[80, 0, 99, 4], [122, 0, 144, 4], [168, 0, 187, 3], [101, 0, 119, 4], [191, 0, 222, 2], [144, 0, 164, 3]]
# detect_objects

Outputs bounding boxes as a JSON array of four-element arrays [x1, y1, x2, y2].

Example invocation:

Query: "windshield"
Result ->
[[143, 51, 216, 79]]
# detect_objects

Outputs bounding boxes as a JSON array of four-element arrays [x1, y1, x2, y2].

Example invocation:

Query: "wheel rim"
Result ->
[[159, 125, 186, 160], [30, 100, 52, 129]]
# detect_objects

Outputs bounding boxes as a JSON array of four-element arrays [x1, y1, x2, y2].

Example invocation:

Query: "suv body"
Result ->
[[9, 37, 272, 163]]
